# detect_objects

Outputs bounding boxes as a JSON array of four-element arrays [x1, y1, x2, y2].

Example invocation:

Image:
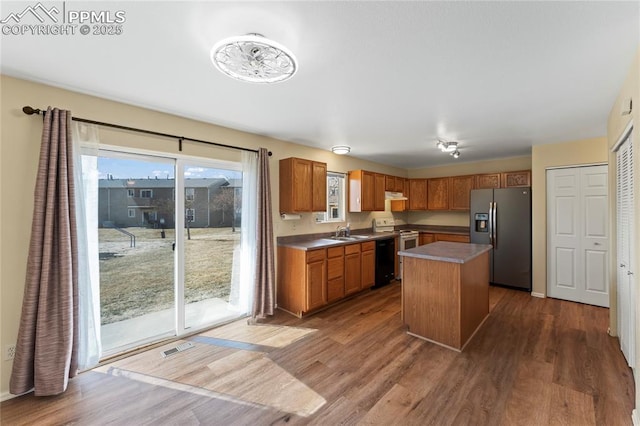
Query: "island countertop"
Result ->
[[398, 241, 492, 264]]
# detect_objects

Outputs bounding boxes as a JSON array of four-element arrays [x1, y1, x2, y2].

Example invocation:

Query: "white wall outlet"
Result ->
[[4, 344, 16, 361]]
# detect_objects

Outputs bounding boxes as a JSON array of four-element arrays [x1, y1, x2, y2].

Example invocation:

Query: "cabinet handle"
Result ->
[[594, 242, 601, 246], [628, 271, 634, 276], [620, 263, 626, 268]]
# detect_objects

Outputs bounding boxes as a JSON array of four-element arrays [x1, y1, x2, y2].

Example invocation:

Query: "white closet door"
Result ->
[[547, 165, 609, 307], [616, 132, 635, 368]]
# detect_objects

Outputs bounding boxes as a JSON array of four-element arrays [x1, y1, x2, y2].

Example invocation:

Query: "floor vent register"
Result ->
[[161, 342, 195, 358]]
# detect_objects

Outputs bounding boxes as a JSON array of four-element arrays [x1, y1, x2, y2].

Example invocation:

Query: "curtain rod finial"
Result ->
[[22, 106, 41, 115]]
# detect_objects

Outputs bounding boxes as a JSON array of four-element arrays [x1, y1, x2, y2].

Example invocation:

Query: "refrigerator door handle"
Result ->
[[492, 201, 497, 249], [488, 202, 494, 245]]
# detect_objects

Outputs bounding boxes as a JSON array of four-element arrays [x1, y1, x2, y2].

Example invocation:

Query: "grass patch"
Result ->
[[99, 227, 239, 325]]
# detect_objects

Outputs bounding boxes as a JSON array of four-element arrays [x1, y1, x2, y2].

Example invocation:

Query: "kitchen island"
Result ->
[[398, 241, 492, 351]]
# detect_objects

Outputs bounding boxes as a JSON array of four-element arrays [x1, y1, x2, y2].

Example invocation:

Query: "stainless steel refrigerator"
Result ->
[[469, 187, 531, 291]]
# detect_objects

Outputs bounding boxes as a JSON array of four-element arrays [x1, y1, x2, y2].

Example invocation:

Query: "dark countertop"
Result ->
[[400, 225, 469, 235], [278, 232, 398, 251], [398, 241, 492, 264], [277, 224, 471, 251]]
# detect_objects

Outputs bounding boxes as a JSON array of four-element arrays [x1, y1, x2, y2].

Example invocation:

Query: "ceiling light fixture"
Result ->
[[436, 139, 458, 153], [436, 139, 461, 159], [331, 145, 351, 155], [211, 33, 298, 84]]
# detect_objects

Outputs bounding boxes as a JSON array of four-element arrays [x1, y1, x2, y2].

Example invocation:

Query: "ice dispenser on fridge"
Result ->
[[474, 213, 489, 233]]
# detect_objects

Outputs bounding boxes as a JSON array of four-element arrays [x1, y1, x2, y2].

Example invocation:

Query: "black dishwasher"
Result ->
[[373, 237, 395, 288]]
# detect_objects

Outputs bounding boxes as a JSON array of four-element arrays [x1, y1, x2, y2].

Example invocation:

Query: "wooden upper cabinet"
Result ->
[[449, 175, 475, 211], [475, 173, 501, 189], [391, 178, 409, 212], [409, 179, 428, 210], [312, 161, 327, 212], [374, 173, 385, 211], [385, 175, 406, 193], [385, 175, 395, 191], [280, 157, 327, 213], [349, 170, 385, 212], [427, 178, 449, 210], [501, 170, 531, 187]]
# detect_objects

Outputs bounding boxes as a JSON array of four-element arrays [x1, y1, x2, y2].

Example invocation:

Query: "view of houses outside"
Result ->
[[96, 155, 243, 345]]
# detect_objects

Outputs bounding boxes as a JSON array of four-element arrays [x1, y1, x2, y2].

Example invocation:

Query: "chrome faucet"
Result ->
[[335, 223, 351, 238]]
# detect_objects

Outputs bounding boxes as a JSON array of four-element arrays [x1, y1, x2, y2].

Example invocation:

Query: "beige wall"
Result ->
[[530, 138, 608, 298], [607, 48, 639, 417], [0, 75, 409, 398]]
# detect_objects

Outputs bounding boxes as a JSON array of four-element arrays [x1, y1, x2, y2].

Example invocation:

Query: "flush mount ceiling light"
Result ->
[[211, 33, 298, 84], [331, 145, 351, 155]]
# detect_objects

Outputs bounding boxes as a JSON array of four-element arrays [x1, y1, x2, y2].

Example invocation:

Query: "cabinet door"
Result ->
[[362, 171, 375, 211], [374, 173, 385, 211], [312, 162, 327, 212], [475, 173, 501, 189], [449, 175, 475, 210], [395, 177, 405, 193], [279, 158, 312, 212], [427, 178, 449, 210], [306, 259, 327, 311], [361, 249, 375, 288], [344, 252, 362, 294], [385, 175, 395, 191], [419, 233, 435, 245], [409, 179, 428, 210], [501, 170, 531, 187]]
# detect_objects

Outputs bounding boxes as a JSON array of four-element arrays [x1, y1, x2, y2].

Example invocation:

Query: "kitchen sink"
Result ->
[[327, 235, 371, 241]]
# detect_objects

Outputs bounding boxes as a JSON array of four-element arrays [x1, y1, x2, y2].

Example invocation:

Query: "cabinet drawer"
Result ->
[[327, 246, 344, 258], [345, 243, 361, 255], [435, 234, 470, 243], [361, 241, 375, 252], [306, 249, 326, 263]]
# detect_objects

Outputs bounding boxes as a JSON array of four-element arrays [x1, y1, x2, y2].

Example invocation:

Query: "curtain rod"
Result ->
[[22, 106, 272, 156]]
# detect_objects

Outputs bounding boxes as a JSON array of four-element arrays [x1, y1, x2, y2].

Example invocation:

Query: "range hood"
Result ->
[[385, 191, 408, 200]]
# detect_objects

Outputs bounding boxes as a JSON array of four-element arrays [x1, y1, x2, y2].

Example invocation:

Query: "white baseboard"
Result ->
[[0, 390, 16, 402], [632, 409, 640, 426], [531, 292, 545, 299]]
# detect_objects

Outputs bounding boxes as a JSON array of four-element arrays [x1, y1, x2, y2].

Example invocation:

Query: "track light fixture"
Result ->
[[436, 139, 461, 159]]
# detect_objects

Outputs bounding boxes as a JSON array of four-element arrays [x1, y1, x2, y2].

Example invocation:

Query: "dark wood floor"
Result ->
[[1, 283, 635, 425]]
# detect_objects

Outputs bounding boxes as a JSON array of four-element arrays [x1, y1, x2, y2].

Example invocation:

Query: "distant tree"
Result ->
[[210, 187, 238, 232], [150, 193, 194, 239]]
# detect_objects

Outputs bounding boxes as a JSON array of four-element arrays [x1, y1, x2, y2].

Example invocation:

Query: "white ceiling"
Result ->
[[1, 1, 638, 169]]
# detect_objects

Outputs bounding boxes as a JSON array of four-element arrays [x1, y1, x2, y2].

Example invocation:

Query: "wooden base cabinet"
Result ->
[[344, 244, 361, 295], [278, 241, 376, 317], [278, 247, 327, 317], [361, 241, 376, 288], [327, 247, 345, 302]]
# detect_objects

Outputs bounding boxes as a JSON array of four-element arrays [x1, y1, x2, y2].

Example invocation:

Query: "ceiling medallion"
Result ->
[[211, 33, 298, 84]]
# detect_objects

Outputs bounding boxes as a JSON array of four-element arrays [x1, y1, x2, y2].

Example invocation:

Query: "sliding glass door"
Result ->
[[181, 163, 243, 330], [92, 151, 247, 356], [97, 152, 176, 354]]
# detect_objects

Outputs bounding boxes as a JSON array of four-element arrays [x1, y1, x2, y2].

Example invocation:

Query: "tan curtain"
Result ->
[[251, 148, 275, 318], [10, 107, 79, 396]]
